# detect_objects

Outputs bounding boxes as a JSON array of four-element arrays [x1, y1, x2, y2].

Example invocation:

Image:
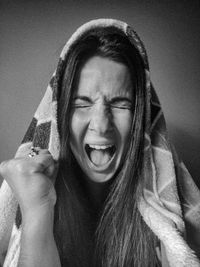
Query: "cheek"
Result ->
[[113, 112, 132, 142], [70, 111, 88, 146]]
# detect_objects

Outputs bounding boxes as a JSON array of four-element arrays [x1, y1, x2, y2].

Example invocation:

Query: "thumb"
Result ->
[[44, 161, 59, 184]]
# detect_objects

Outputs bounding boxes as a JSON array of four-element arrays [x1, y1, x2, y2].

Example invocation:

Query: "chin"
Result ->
[[85, 170, 116, 184]]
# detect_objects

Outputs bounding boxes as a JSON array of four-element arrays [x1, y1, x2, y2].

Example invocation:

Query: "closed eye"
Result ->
[[72, 96, 93, 108], [73, 104, 91, 108], [109, 97, 133, 110], [110, 103, 131, 109]]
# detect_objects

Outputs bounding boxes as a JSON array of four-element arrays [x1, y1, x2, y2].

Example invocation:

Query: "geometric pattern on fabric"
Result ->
[[151, 102, 162, 129], [150, 89, 169, 150], [177, 162, 200, 259], [150, 86, 166, 134], [151, 84, 161, 107], [21, 117, 37, 144], [34, 86, 53, 122], [50, 58, 66, 102], [151, 123, 170, 150], [152, 147, 178, 199], [33, 121, 51, 149], [178, 163, 200, 208], [48, 119, 60, 160], [139, 197, 200, 267], [15, 206, 21, 229], [159, 181, 181, 213], [50, 76, 57, 102]]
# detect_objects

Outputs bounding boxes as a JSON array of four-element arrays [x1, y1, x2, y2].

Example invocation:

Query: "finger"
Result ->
[[30, 154, 56, 175], [15, 142, 33, 158], [28, 148, 52, 159], [16, 142, 52, 159], [44, 161, 59, 184]]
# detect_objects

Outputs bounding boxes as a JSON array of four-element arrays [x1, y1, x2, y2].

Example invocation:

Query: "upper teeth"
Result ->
[[88, 144, 113, 150]]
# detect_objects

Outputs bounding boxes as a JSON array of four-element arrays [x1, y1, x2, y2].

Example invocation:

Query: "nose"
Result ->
[[89, 103, 113, 135]]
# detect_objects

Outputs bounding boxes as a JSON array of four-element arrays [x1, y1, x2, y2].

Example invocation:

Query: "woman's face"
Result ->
[[70, 56, 133, 183]]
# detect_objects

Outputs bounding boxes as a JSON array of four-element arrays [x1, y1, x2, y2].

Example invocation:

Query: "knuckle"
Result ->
[[15, 162, 23, 173], [15, 160, 27, 173], [42, 154, 53, 164], [29, 161, 44, 173], [0, 159, 18, 177], [37, 162, 45, 170], [0, 160, 12, 173]]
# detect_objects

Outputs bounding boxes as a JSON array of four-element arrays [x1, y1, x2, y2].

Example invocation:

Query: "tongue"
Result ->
[[90, 149, 111, 166]]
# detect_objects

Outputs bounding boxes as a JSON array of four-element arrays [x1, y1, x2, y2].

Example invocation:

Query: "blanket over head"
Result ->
[[0, 19, 200, 267]]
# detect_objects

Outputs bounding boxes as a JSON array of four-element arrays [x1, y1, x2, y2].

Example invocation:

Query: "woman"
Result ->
[[0, 19, 200, 267]]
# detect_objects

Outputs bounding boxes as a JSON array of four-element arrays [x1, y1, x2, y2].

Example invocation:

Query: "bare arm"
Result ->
[[18, 205, 61, 267], [0, 146, 61, 267]]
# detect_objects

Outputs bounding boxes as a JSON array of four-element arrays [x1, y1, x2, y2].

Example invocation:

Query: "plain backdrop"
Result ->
[[0, 0, 199, 187]]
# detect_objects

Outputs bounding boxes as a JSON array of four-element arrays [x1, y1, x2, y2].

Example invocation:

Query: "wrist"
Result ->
[[19, 203, 60, 267], [22, 203, 55, 229]]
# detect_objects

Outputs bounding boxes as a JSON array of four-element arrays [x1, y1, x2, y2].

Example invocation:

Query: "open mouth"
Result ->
[[85, 144, 116, 166]]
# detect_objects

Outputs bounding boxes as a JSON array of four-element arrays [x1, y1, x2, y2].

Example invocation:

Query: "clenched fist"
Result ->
[[0, 144, 58, 216]]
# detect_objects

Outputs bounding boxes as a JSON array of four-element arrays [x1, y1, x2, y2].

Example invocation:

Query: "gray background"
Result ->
[[0, 0, 199, 186]]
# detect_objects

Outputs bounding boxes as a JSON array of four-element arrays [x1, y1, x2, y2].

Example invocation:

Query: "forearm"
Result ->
[[18, 205, 61, 267]]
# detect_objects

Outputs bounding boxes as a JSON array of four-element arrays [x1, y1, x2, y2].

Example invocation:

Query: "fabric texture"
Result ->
[[0, 18, 200, 267]]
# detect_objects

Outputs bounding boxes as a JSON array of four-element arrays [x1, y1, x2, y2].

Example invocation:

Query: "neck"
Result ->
[[84, 179, 111, 212], [72, 157, 111, 213]]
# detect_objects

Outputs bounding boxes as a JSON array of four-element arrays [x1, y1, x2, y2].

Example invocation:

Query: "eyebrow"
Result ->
[[73, 96, 132, 103]]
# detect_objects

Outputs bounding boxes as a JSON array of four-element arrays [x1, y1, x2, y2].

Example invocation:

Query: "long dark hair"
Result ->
[[55, 27, 159, 267]]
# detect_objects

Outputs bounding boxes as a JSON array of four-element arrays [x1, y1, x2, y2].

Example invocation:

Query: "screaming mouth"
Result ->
[[85, 144, 116, 166]]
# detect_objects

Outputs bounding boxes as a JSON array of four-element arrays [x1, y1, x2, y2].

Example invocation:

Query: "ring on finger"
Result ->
[[28, 147, 40, 158]]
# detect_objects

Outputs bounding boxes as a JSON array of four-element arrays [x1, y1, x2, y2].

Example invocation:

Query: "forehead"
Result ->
[[76, 56, 133, 98]]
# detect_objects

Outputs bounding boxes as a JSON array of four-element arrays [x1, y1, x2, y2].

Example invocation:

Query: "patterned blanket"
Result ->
[[0, 19, 200, 267]]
